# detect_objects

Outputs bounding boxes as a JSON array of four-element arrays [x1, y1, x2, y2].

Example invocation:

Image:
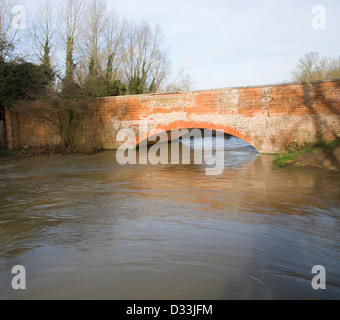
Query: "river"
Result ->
[[0, 136, 339, 300]]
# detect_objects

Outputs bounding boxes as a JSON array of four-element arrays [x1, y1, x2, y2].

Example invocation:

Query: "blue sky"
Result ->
[[23, 0, 340, 90]]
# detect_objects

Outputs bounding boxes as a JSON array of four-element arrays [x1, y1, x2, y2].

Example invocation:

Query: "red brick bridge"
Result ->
[[3, 80, 340, 154], [99, 80, 340, 153]]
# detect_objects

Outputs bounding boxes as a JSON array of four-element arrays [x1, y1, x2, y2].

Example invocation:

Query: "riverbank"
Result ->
[[0, 146, 107, 162], [0, 146, 66, 161], [274, 140, 340, 172]]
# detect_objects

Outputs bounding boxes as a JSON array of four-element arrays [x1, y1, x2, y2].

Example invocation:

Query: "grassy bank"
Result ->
[[274, 140, 340, 168]]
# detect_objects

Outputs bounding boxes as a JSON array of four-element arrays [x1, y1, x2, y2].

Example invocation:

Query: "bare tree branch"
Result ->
[[291, 52, 340, 82]]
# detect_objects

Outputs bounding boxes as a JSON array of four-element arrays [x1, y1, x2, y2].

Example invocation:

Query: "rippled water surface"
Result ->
[[0, 137, 339, 300]]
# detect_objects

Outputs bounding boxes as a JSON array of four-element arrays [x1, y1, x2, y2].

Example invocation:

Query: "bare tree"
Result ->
[[291, 52, 340, 83], [149, 52, 171, 93], [86, 0, 106, 77], [60, 0, 86, 81], [165, 70, 193, 93], [30, 0, 59, 68], [103, 10, 126, 82], [327, 56, 340, 79], [0, 0, 23, 60], [122, 22, 171, 94]]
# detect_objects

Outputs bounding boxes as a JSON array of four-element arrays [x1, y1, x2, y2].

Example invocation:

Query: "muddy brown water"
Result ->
[[0, 137, 339, 300]]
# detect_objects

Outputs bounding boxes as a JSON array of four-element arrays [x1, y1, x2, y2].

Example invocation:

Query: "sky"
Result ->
[[22, 0, 340, 90]]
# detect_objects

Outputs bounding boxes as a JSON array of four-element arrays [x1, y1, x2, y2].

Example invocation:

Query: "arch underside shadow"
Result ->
[[135, 121, 256, 150]]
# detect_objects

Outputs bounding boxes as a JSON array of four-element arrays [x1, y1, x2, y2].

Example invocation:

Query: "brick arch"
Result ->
[[135, 120, 256, 150]]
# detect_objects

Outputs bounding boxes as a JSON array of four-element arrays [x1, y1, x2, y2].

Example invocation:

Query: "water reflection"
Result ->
[[0, 136, 339, 300]]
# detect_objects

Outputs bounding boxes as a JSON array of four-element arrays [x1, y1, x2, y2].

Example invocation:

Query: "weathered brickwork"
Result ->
[[5, 80, 340, 153], [0, 120, 5, 149], [4, 102, 60, 149]]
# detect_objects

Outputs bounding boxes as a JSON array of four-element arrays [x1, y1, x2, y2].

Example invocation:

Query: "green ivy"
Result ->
[[0, 58, 54, 108]]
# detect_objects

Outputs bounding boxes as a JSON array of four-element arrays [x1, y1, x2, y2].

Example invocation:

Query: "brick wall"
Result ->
[[5, 80, 340, 154], [0, 106, 5, 149], [0, 120, 5, 149], [4, 102, 59, 150]]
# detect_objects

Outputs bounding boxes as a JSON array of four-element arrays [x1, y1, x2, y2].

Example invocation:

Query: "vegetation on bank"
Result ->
[[274, 140, 340, 168], [0, 146, 66, 161]]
